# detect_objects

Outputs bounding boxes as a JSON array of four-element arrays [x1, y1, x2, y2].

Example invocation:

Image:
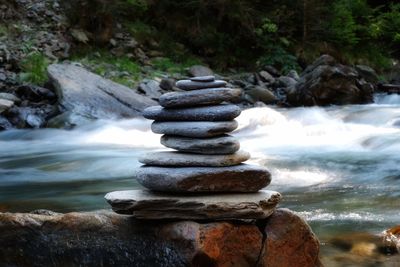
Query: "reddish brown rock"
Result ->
[[261, 208, 321, 267], [0, 209, 322, 267]]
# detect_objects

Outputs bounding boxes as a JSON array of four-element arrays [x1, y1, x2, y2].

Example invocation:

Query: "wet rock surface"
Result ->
[[159, 88, 241, 108], [0, 209, 321, 267], [139, 150, 250, 167], [143, 104, 241, 121], [134, 164, 271, 193], [160, 134, 240, 154], [151, 120, 238, 138]]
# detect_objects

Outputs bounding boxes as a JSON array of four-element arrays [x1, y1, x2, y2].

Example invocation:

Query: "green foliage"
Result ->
[[18, 52, 49, 85], [151, 56, 202, 74], [0, 24, 8, 37]]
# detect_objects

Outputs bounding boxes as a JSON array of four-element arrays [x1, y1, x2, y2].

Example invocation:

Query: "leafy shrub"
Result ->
[[18, 52, 49, 85]]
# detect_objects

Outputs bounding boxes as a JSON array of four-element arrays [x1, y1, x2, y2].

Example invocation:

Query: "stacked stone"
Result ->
[[137, 76, 271, 193], [105, 76, 281, 220]]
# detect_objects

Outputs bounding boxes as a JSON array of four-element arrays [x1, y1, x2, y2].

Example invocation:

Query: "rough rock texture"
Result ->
[[287, 55, 374, 106], [261, 208, 321, 267], [47, 64, 157, 120], [143, 104, 241, 121], [176, 80, 227, 90], [139, 150, 250, 167], [134, 164, 271, 193], [105, 190, 281, 219], [190, 75, 215, 82], [152, 121, 238, 138], [159, 88, 242, 108], [0, 209, 321, 267], [161, 135, 240, 154]]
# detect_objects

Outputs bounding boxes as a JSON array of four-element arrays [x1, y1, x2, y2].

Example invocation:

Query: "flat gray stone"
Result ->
[[134, 164, 271, 193], [176, 80, 227, 90], [105, 189, 281, 219], [161, 134, 240, 154], [143, 104, 241, 121], [159, 88, 242, 108], [190, 75, 215, 82], [47, 64, 157, 121], [152, 121, 238, 138], [139, 150, 250, 167]]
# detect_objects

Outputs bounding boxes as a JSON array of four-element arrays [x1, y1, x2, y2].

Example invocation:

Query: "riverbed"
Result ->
[[1, 93, 399, 265]]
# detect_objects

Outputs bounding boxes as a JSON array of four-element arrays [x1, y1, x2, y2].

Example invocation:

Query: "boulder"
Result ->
[[47, 64, 157, 121], [355, 65, 379, 84], [138, 79, 163, 100], [188, 65, 213, 77], [246, 86, 277, 104], [0, 99, 13, 113], [0, 209, 321, 267], [261, 209, 321, 267], [288, 55, 374, 106], [258, 71, 275, 84]]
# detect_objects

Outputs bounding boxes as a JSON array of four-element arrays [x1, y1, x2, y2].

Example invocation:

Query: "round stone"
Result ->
[[159, 88, 242, 108], [190, 75, 215, 82], [151, 121, 238, 138], [161, 135, 240, 154], [176, 80, 227, 90], [139, 150, 250, 167], [134, 164, 272, 193], [143, 104, 241, 121]]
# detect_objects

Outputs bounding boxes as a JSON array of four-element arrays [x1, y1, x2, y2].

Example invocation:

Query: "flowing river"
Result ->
[[1, 93, 399, 265]]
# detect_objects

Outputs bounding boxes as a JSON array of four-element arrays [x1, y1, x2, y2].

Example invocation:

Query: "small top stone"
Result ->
[[189, 75, 215, 82], [176, 80, 227, 90]]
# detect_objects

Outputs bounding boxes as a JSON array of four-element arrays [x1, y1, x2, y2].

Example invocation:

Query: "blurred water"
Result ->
[[0, 93, 399, 264]]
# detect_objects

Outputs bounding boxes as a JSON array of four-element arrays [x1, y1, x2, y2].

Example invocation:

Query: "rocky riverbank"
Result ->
[[0, 208, 321, 267]]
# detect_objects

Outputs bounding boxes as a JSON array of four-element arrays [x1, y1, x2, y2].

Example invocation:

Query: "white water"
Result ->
[[0, 93, 399, 238]]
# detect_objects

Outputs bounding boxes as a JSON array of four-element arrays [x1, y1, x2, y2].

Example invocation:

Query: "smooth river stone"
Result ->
[[159, 88, 242, 108], [161, 134, 240, 154], [143, 104, 241, 121], [105, 189, 282, 220], [176, 80, 227, 90], [139, 150, 250, 167], [190, 75, 215, 82], [152, 121, 238, 138], [134, 164, 271, 193]]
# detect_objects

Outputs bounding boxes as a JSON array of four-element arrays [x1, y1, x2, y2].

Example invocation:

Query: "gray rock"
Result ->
[[277, 76, 298, 88], [46, 111, 95, 129], [139, 150, 250, 167], [134, 164, 271, 193], [143, 104, 241, 121], [161, 134, 240, 154], [0, 99, 13, 113], [0, 93, 20, 103], [287, 70, 300, 81], [47, 64, 157, 121], [188, 65, 213, 77], [159, 78, 176, 91], [355, 65, 379, 84], [176, 80, 227, 90], [190, 75, 215, 82], [159, 88, 241, 108], [138, 79, 163, 99], [152, 120, 238, 137], [106, 189, 281, 219], [0, 115, 13, 130], [246, 86, 277, 104], [262, 66, 281, 77], [259, 71, 275, 84]]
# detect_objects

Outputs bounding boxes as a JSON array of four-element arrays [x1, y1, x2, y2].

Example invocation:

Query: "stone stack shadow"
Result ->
[[105, 76, 282, 220]]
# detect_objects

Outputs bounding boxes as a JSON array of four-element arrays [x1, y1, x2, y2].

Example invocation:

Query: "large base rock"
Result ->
[[0, 209, 321, 267], [105, 189, 280, 219]]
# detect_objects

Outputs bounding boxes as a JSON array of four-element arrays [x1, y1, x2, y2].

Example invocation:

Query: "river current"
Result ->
[[1, 93, 399, 265]]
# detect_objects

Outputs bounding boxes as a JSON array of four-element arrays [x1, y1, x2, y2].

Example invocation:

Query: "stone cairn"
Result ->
[[106, 76, 281, 220]]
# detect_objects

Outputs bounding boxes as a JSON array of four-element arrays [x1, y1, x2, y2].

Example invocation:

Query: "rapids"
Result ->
[[0, 93, 399, 264]]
